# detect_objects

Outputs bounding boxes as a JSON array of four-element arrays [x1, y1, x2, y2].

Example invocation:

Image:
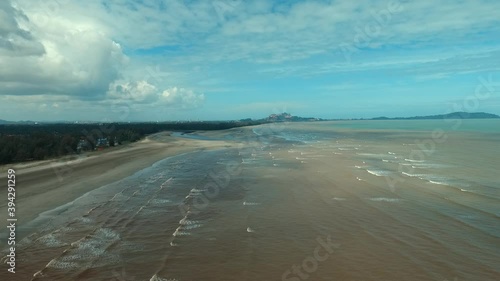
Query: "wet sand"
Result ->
[[0, 132, 234, 231]]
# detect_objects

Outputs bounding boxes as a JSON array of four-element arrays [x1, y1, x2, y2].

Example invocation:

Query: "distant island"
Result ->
[[260, 112, 323, 122], [263, 111, 500, 122], [371, 112, 499, 120], [255, 111, 500, 122]]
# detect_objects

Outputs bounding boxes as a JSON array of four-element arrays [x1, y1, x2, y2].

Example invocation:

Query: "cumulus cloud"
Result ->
[[107, 81, 204, 108], [0, 0, 127, 98], [0, 1, 44, 56], [107, 80, 159, 104], [160, 87, 205, 109], [0, 0, 204, 115]]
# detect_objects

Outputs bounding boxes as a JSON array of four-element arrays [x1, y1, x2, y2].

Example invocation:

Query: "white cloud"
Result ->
[[0, 0, 127, 98], [0, 0, 204, 117], [160, 87, 205, 109], [79, 0, 220, 49], [0, 0, 45, 56], [107, 80, 158, 104], [107, 81, 204, 109], [109, 0, 498, 65]]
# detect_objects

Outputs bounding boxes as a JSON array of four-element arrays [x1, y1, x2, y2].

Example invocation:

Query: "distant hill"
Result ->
[[0, 119, 14, 124], [0, 119, 37, 125], [372, 112, 500, 120], [264, 112, 323, 122]]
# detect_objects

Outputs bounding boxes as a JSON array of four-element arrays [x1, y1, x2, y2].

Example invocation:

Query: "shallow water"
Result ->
[[1, 120, 499, 281]]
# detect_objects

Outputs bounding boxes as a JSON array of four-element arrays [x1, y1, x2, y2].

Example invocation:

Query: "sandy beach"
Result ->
[[0, 132, 235, 233], [0, 123, 498, 281]]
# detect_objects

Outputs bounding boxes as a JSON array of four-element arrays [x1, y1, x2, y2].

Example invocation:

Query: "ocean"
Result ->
[[2, 119, 499, 281]]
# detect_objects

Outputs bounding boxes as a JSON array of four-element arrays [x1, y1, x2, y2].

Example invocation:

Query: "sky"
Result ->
[[1, 0, 499, 121]]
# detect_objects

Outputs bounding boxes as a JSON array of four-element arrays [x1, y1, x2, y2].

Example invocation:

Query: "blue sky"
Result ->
[[1, 0, 499, 121]]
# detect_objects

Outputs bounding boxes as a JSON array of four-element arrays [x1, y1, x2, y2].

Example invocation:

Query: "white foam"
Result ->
[[150, 199, 172, 205], [241, 159, 254, 164], [138, 209, 159, 215], [412, 163, 450, 169], [401, 172, 426, 178], [150, 274, 180, 281], [77, 217, 93, 224], [404, 159, 425, 163], [33, 270, 44, 278], [185, 189, 204, 199], [246, 227, 255, 233], [181, 224, 203, 230], [160, 178, 173, 188], [369, 197, 402, 202], [243, 201, 261, 206], [179, 218, 201, 225], [428, 180, 449, 186], [95, 228, 120, 241], [15, 236, 33, 248], [172, 228, 191, 237], [54, 226, 74, 234], [357, 153, 391, 158], [37, 234, 67, 248], [109, 192, 126, 201], [332, 197, 346, 201], [366, 169, 390, 177], [55, 228, 121, 269], [46, 260, 79, 269]]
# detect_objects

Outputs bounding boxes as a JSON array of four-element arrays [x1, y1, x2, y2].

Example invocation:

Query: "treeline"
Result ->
[[0, 120, 265, 165]]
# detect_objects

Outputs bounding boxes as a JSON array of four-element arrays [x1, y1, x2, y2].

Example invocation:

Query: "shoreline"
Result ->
[[0, 131, 237, 230]]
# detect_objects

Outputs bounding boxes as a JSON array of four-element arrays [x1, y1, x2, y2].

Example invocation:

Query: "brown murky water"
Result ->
[[1, 121, 499, 280]]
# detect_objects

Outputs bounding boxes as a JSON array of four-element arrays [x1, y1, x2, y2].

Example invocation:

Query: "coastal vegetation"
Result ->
[[0, 120, 265, 165]]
